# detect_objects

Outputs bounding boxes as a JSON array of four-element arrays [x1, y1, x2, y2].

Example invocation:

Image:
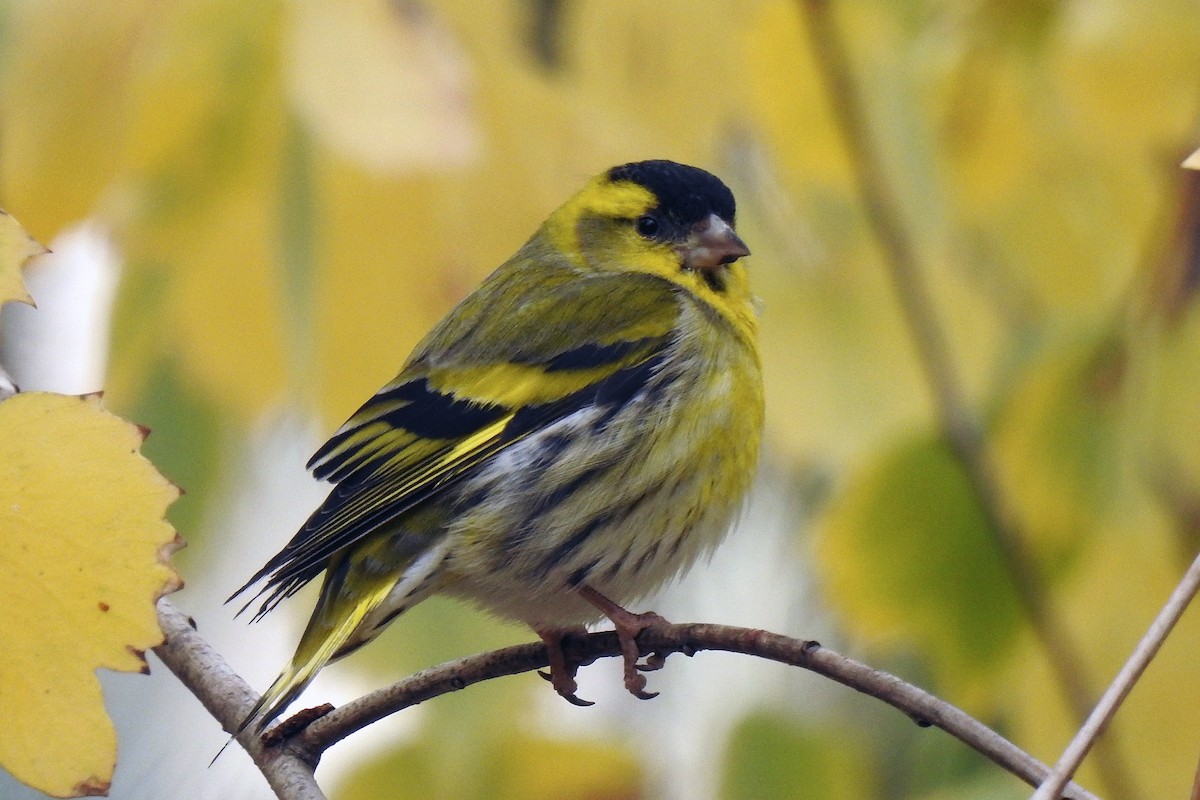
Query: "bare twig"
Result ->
[[286, 623, 1098, 800], [795, 1, 1136, 795], [154, 598, 1097, 799], [153, 600, 326, 800], [1031, 550, 1200, 799]]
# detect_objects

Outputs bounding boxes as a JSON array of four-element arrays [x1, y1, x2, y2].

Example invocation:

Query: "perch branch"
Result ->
[[154, 599, 1098, 799], [153, 600, 326, 800], [287, 623, 1098, 800]]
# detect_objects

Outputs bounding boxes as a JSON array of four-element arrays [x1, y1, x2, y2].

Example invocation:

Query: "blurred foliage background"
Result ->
[[1, 0, 1199, 798]]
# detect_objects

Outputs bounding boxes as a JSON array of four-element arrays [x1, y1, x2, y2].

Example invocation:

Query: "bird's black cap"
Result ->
[[607, 160, 737, 227]]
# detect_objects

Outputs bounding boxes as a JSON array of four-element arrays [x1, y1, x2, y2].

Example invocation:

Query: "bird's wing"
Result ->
[[230, 269, 681, 616]]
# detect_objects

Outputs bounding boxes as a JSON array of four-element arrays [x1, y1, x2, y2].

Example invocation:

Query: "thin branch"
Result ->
[[154, 598, 1097, 799], [795, 1, 1137, 796], [1031, 549, 1200, 800], [152, 600, 326, 800], [287, 623, 1098, 800]]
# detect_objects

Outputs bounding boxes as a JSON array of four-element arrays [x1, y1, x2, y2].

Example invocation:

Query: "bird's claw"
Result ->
[[636, 651, 669, 672], [625, 668, 659, 700], [563, 690, 597, 707], [619, 643, 661, 700], [610, 610, 670, 701], [538, 627, 596, 707], [538, 668, 595, 706]]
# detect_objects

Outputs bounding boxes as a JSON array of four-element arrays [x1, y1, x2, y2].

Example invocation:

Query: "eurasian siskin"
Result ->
[[230, 159, 764, 732]]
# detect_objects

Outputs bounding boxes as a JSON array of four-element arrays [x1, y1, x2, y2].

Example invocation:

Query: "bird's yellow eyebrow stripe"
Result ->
[[543, 180, 656, 257], [580, 181, 657, 218]]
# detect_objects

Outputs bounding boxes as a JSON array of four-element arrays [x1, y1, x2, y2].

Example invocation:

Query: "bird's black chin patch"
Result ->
[[699, 267, 726, 293]]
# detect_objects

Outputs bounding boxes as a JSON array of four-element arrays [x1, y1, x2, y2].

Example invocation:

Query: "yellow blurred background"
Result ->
[[2, 0, 1199, 798]]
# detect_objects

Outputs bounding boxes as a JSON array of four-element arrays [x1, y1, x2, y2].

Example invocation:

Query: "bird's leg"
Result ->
[[536, 626, 595, 707], [576, 585, 670, 700]]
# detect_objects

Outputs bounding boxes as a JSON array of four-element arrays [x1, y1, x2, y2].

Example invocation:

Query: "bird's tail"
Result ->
[[235, 562, 400, 738]]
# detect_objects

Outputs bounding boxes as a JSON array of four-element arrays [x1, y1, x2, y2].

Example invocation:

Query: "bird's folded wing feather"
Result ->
[[230, 270, 681, 614]]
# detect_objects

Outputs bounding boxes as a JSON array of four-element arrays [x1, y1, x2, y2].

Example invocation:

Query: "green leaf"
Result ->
[[993, 328, 1132, 561], [721, 711, 873, 800], [117, 356, 227, 548], [337, 732, 642, 800], [818, 435, 1022, 689], [335, 742, 437, 800]]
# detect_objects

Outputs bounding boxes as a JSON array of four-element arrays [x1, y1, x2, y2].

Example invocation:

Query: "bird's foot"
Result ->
[[577, 585, 670, 700], [537, 627, 595, 707]]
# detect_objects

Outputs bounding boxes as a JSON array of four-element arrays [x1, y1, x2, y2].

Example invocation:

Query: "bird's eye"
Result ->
[[635, 215, 660, 238]]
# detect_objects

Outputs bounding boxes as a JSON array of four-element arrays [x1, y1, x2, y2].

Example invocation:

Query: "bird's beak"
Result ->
[[679, 213, 750, 272]]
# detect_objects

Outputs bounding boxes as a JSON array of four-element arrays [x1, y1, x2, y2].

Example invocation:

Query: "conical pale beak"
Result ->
[[679, 213, 750, 271]]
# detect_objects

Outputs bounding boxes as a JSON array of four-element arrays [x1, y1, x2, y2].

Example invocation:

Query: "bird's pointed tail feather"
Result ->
[[233, 576, 399, 739]]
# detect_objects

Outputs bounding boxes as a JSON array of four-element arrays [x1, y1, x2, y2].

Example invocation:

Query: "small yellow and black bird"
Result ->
[[229, 159, 763, 733]]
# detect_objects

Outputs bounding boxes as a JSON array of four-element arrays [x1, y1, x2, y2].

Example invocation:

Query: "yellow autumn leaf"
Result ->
[[285, 0, 480, 173], [0, 392, 181, 798], [0, 208, 45, 307], [0, 0, 152, 241]]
